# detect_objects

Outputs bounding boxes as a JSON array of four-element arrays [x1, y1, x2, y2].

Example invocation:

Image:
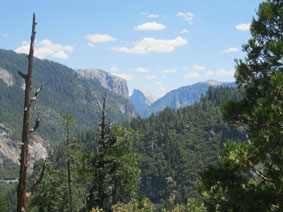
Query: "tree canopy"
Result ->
[[199, 0, 283, 211]]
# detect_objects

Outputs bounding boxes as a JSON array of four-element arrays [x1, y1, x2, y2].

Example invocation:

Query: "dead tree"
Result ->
[[17, 13, 43, 212]]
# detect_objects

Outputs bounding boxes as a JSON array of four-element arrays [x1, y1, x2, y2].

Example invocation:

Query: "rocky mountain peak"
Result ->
[[130, 89, 156, 116], [200, 79, 224, 86], [75, 69, 129, 98]]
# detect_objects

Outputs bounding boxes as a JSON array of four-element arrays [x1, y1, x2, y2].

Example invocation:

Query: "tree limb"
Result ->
[[29, 113, 41, 133], [18, 71, 28, 81], [250, 167, 273, 182], [30, 160, 47, 195], [31, 83, 47, 103]]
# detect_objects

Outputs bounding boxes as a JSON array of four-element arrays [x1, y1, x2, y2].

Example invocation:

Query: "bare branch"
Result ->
[[18, 71, 28, 80], [250, 168, 273, 182], [29, 113, 41, 133], [31, 84, 43, 103], [30, 160, 47, 195]]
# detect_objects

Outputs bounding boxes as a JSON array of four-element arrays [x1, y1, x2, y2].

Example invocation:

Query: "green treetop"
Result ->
[[199, 0, 283, 211]]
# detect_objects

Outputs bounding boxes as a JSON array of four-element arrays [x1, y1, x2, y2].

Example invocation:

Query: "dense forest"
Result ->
[[0, 0, 282, 211]]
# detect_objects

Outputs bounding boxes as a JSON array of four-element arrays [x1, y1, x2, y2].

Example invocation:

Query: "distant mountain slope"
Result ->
[[142, 80, 236, 117], [129, 86, 245, 204], [0, 49, 137, 165], [130, 89, 156, 116], [75, 69, 129, 98]]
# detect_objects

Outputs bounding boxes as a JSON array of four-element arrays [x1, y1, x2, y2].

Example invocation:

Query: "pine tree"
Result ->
[[199, 0, 283, 211], [82, 95, 141, 211]]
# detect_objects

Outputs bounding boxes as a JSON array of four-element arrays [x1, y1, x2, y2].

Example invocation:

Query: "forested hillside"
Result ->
[[76, 86, 246, 209], [0, 49, 137, 141], [129, 86, 245, 206]]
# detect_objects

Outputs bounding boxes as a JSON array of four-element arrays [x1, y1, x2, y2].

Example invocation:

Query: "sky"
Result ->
[[0, 0, 263, 98]]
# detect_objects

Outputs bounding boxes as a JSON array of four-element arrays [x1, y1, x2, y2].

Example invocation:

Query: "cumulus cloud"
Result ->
[[158, 86, 166, 92], [180, 29, 189, 34], [134, 22, 166, 31], [177, 12, 194, 24], [193, 65, 205, 71], [184, 72, 200, 79], [131, 68, 150, 73], [206, 71, 214, 76], [85, 34, 116, 43], [109, 66, 119, 72], [223, 47, 240, 53], [112, 73, 133, 81], [15, 39, 74, 59], [0, 32, 8, 38], [235, 23, 250, 31], [163, 68, 176, 74], [146, 75, 156, 80], [113, 37, 187, 54], [148, 14, 159, 18], [216, 69, 235, 76], [141, 12, 148, 16], [87, 43, 96, 48], [155, 81, 166, 93]]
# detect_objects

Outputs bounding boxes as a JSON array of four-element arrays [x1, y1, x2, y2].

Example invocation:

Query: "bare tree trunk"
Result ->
[[17, 13, 38, 212], [66, 120, 73, 212]]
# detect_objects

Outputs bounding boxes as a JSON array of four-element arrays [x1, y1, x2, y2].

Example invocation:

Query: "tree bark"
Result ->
[[17, 13, 37, 212], [66, 120, 73, 212]]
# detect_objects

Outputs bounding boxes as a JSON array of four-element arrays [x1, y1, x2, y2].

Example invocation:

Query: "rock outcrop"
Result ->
[[0, 123, 48, 173], [75, 69, 129, 98], [130, 89, 156, 116], [0, 67, 14, 86]]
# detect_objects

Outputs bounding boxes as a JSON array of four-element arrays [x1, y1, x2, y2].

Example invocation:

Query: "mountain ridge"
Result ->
[[142, 80, 236, 117]]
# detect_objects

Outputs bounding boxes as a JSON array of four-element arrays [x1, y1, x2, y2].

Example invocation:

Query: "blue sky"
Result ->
[[0, 0, 263, 98]]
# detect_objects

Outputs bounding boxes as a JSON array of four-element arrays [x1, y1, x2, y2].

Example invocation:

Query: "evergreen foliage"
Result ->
[[128, 86, 245, 206], [0, 190, 8, 212], [199, 0, 283, 211], [80, 97, 141, 211], [0, 49, 136, 141]]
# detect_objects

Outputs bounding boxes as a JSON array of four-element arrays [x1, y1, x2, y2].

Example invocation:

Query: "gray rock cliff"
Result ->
[[75, 69, 129, 98], [130, 89, 156, 116]]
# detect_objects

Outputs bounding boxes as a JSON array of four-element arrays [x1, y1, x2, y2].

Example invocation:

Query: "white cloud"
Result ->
[[216, 69, 235, 76], [113, 37, 187, 54], [0, 32, 8, 38], [158, 86, 166, 92], [163, 68, 176, 74], [131, 68, 150, 73], [223, 47, 240, 53], [180, 29, 189, 34], [134, 22, 166, 31], [155, 81, 166, 93], [193, 65, 205, 71], [206, 71, 214, 76], [85, 34, 116, 43], [177, 12, 194, 24], [87, 42, 96, 48], [141, 12, 148, 16], [161, 75, 167, 79], [112, 73, 133, 81], [109, 66, 119, 72], [184, 72, 200, 79], [235, 23, 250, 31], [146, 75, 156, 80], [148, 14, 159, 18], [15, 39, 74, 59]]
